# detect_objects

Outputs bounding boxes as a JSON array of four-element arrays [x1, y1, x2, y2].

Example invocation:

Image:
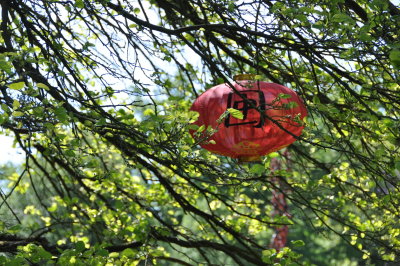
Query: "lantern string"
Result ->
[[269, 151, 291, 251]]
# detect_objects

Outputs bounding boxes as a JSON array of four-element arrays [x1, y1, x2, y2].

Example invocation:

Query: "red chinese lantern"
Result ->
[[190, 75, 307, 162]]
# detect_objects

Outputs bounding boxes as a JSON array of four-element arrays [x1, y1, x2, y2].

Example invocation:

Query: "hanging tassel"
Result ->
[[269, 152, 291, 250], [270, 183, 289, 250]]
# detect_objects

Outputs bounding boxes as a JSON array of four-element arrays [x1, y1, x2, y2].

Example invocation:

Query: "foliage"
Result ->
[[0, 0, 399, 265]]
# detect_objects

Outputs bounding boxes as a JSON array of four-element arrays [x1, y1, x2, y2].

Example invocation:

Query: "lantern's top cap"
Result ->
[[233, 74, 261, 81]]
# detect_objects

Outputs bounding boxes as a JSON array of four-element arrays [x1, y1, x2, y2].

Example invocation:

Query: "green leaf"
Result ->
[[283, 101, 299, 109], [8, 224, 21, 234], [312, 20, 325, 29], [227, 108, 244, 119], [75, 0, 84, 8], [75, 241, 86, 253], [188, 124, 199, 130], [278, 93, 292, 99], [250, 164, 265, 175], [121, 248, 136, 258], [143, 108, 155, 116], [197, 124, 206, 132], [389, 49, 400, 69], [5, 257, 25, 266], [0, 59, 12, 73], [394, 161, 400, 171], [54, 107, 68, 123], [185, 33, 195, 43], [291, 240, 305, 247], [332, 13, 353, 23], [359, 31, 372, 42], [109, 252, 119, 258], [268, 152, 279, 158], [1, 103, 9, 113], [96, 248, 109, 257], [9, 82, 25, 90], [37, 83, 49, 91], [47, 203, 58, 212], [65, 150, 75, 157], [12, 111, 24, 117], [37, 247, 53, 260], [12, 100, 20, 110], [262, 249, 276, 263], [96, 117, 107, 126]]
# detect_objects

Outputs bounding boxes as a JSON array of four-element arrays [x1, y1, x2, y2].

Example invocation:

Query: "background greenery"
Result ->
[[0, 0, 399, 265]]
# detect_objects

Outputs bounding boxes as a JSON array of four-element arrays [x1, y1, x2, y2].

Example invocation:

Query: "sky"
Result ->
[[0, 135, 24, 164]]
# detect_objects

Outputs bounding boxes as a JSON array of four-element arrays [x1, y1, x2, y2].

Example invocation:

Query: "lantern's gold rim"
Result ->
[[233, 74, 261, 81], [238, 155, 262, 163]]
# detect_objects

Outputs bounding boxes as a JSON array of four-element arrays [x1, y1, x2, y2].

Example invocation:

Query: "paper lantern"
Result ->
[[190, 75, 307, 162]]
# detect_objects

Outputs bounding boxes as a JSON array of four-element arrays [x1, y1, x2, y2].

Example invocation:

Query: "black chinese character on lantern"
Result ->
[[224, 90, 266, 128]]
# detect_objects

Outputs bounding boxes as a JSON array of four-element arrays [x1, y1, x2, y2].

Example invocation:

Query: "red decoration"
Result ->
[[190, 76, 307, 161], [270, 188, 290, 250], [269, 155, 292, 250]]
